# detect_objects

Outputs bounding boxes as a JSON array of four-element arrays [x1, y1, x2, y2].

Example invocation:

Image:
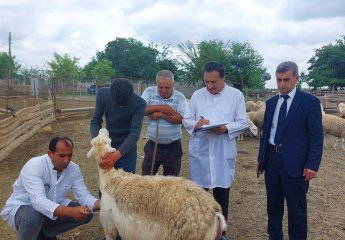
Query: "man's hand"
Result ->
[[149, 112, 163, 120], [210, 125, 228, 135], [303, 168, 317, 181], [98, 151, 122, 171], [194, 118, 209, 130], [70, 206, 90, 221], [159, 105, 176, 115], [54, 205, 90, 222], [146, 105, 176, 116], [92, 199, 101, 212]]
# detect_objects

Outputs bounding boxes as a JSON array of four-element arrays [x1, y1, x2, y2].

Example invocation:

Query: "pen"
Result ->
[[200, 116, 204, 119]]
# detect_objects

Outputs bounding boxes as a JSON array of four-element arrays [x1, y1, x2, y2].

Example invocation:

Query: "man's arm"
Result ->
[[145, 104, 176, 116], [304, 97, 324, 180], [149, 111, 183, 124], [54, 205, 90, 222]]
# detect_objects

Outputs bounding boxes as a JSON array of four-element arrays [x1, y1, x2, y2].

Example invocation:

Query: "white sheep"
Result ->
[[247, 107, 265, 139], [337, 102, 345, 118], [320, 107, 345, 150], [87, 128, 227, 240], [245, 100, 266, 112], [245, 101, 257, 112]]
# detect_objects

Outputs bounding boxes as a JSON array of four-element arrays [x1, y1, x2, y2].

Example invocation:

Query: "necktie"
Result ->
[[274, 95, 289, 146]]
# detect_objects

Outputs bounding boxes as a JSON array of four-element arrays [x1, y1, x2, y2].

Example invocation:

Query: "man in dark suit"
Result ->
[[257, 61, 323, 240]]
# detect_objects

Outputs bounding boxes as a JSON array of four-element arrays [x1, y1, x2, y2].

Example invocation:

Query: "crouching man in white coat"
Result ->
[[1, 136, 100, 240]]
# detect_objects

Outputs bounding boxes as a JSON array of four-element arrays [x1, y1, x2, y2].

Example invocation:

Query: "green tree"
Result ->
[[177, 39, 266, 90], [104, 37, 159, 80], [47, 53, 79, 92], [91, 60, 115, 88], [227, 41, 266, 90], [156, 45, 180, 81], [178, 40, 230, 86], [0, 52, 21, 82], [307, 36, 345, 90], [82, 51, 106, 83], [297, 71, 308, 89]]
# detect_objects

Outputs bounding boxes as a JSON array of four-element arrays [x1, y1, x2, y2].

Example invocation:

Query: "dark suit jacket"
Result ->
[[258, 90, 323, 177]]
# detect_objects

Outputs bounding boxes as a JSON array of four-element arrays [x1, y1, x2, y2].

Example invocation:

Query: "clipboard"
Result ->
[[193, 121, 228, 133]]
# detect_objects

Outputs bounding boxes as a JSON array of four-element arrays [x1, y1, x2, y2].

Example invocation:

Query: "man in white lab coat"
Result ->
[[183, 61, 248, 239]]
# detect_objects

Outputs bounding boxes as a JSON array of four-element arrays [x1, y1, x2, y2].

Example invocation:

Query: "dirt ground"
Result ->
[[0, 98, 344, 240]]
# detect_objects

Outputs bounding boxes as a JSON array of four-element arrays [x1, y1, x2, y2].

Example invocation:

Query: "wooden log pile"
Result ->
[[0, 101, 55, 162]]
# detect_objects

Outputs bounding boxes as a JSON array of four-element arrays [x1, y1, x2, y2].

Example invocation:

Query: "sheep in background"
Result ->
[[247, 106, 265, 139], [320, 104, 345, 150], [337, 102, 345, 118], [256, 101, 266, 111], [88, 128, 227, 240], [245, 100, 266, 112], [245, 101, 257, 112]]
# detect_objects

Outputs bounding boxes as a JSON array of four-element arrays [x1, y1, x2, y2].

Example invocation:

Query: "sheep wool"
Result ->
[[88, 128, 227, 240]]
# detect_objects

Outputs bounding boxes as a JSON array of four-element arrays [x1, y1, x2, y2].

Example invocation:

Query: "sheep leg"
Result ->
[[323, 134, 327, 149], [334, 138, 339, 150], [100, 194, 118, 240], [100, 210, 117, 240], [257, 127, 262, 139]]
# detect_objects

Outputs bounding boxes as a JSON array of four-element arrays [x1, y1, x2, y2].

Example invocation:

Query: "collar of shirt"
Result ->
[[279, 86, 296, 101], [206, 84, 227, 96], [46, 154, 55, 171]]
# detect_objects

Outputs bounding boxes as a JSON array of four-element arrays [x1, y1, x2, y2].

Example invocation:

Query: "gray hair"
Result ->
[[156, 70, 174, 83], [276, 61, 299, 76]]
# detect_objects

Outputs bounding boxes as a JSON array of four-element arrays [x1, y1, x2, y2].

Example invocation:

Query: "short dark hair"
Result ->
[[49, 137, 74, 152], [203, 61, 225, 78], [110, 78, 134, 106], [276, 61, 299, 76]]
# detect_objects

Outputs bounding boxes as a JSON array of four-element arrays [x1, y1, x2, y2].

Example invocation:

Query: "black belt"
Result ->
[[268, 143, 283, 153], [149, 139, 180, 149]]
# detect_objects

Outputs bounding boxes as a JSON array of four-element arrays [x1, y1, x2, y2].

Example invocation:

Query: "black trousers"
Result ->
[[204, 187, 230, 222], [141, 139, 182, 176]]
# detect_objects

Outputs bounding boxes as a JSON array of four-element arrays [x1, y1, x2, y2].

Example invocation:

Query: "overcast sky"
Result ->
[[1, 0, 344, 88]]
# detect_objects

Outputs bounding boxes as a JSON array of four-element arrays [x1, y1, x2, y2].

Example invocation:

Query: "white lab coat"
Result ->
[[1, 154, 97, 228], [183, 85, 248, 188]]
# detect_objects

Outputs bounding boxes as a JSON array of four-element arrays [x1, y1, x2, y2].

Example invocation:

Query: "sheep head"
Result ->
[[87, 128, 116, 161]]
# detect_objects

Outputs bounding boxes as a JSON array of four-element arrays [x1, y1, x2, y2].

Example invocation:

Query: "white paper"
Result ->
[[193, 121, 228, 132]]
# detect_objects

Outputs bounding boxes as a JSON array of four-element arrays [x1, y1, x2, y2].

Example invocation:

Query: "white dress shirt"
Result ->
[[1, 154, 97, 228], [183, 85, 248, 188], [269, 87, 296, 145]]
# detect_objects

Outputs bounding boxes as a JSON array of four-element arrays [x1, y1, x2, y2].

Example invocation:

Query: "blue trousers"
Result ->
[[15, 201, 93, 240], [114, 151, 137, 174], [265, 147, 309, 240], [99, 152, 138, 198]]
